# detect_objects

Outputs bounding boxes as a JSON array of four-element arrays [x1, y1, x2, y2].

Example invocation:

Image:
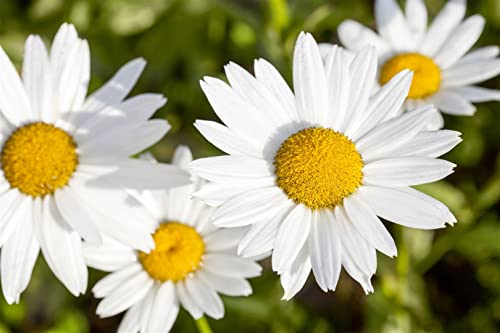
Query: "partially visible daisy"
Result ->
[[0, 23, 190, 303], [334, 0, 500, 128], [191, 32, 460, 299], [85, 146, 261, 333]]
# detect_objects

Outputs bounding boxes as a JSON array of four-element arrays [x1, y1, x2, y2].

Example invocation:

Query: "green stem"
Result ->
[[195, 316, 213, 333], [395, 226, 410, 332]]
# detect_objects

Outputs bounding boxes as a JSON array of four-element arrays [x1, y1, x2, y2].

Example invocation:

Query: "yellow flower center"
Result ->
[[274, 127, 363, 210], [380, 53, 441, 99], [139, 222, 205, 282], [1, 122, 78, 197]]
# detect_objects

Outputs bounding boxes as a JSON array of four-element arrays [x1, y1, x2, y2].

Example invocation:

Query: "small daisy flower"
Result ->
[[85, 146, 261, 333], [0, 23, 189, 303], [191, 32, 461, 299], [335, 0, 500, 128]]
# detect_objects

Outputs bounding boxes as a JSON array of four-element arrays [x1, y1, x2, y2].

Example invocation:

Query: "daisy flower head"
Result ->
[[336, 0, 500, 128], [0, 23, 190, 303], [85, 146, 261, 333], [191, 32, 461, 300]]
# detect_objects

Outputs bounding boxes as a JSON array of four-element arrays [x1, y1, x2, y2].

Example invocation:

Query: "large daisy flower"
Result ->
[[85, 146, 261, 333], [191, 32, 461, 299], [336, 0, 500, 128], [0, 23, 190, 303]]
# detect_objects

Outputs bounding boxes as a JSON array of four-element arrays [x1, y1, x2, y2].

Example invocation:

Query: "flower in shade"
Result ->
[[85, 146, 261, 333], [0, 23, 189, 303], [191, 32, 460, 299], [334, 0, 500, 128]]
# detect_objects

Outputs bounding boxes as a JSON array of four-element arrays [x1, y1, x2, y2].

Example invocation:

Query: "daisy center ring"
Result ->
[[1, 122, 78, 197], [380, 53, 441, 99], [274, 127, 363, 210], [139, 222, 205, 282]]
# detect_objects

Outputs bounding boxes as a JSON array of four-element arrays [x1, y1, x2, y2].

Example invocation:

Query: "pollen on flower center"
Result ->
[[274, 127, 363, 210], [380, 53, 441, 99], [1, 122, 78, 197], [139, 222, 205, 282]]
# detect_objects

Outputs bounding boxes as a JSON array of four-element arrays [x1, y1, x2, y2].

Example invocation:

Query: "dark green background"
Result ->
[[0, 0, 499, 332]]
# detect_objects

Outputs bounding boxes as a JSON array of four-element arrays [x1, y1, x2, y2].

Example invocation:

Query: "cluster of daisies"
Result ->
[[0, 0, 497, 332]]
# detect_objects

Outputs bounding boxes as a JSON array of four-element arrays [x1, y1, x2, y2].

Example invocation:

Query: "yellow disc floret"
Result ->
[[1, 122, 78, 197], [139, 222, 205, 282], [380, 53, 441, 99], [274, 127, 363, 210]]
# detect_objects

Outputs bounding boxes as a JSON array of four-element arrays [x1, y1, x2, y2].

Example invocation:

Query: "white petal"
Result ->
[[419, 0, 466, 56], [194, 120, 261, 158], [211, 187, 286, 227], [50, 23, 78, 75], [190, 156, 273, 183], [142, 282, 179, 333], [385, 129, 462, 158], [0, 189, 25, 247], [79, 120, 170, 161], [1, 198, 39, 304], [224, 61, 291, 128], [356, 105, 436, 161], [72, 180, 155, 252], [176, 281, 203, 319], [92, 263, 142, 298], [352, 70, 412, 141], [238, 203, 293, 258], [200, 77, 275, 148], [82, 159, 190, 190], [117, 93, 167, 123], [82, 58, 146, 114], [22, 35, 53, 121], [335, 206, 377, 275], [434, 15, 485, 69], [356, 186, 448, 229], [324, 45, 350, 131], [363, 157, 456, 186], [272, 204, 312, 274], [117, 302, 141, 333], [185, 275, 224, 319], [194, 180, 273, 207], [456, 46, 499, 65], [203, 253, 262, 278], [54, 186, 101, 243], [197, 269, 252, 296], [446, 86, 500, 102], [0, 46, 31, 125], [405, 0, 428, 42], [375, 0, 413, 51], [138, 288, 156, 332], [344, 46, 378, 137], [443, 59, 500, 87], [341, 249, 374, 294], [428, 91, 476, 115], [337, 20, 390, 55], [204, 228, 246, 252], [280, 242, 311, 301], [83, 237, 137, 272], [96, 270, 153, 318], [36, 196, 87, 296], [254, 58, 298, 121], [293, 32, 329, 125], [343, 193, 397, 257], [308, 210, 341, 292], [54, 39, 90, 115]]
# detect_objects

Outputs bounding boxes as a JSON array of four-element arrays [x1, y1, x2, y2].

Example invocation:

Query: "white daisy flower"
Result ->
[[191, 32, 461, 300], [335, 0, 500, 128], [85, 146, 261, 333], [0, 23, 190, 303]]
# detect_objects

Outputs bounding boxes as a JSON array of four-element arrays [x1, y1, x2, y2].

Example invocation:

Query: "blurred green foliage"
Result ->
[[0, 0, 499, 332]]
